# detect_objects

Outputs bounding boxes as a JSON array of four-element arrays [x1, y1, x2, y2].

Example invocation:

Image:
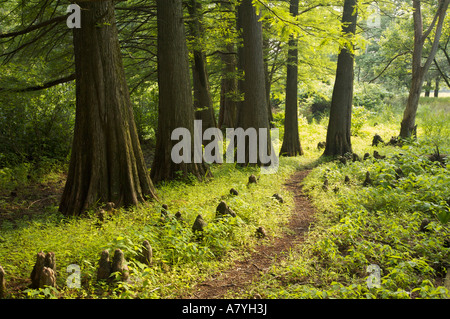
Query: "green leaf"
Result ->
[[436, 210, 450, 224]]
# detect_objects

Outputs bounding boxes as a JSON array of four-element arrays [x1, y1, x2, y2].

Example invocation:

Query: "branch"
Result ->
[[0, 74, 75, 93], [255, 0, 298, 26], [369, 51, 410, 83], [422, 0, 450, 73], [207, 50, 237, 57], [440, 43, 450, 66], [299, 4, 323, 16], [115, 5, 156, 13], [1, 25, 55, 63], [422, 0, 443, 42], [129, 71, 157, 95], [434, 59, 450, 88], [0, 15, 67, 39]]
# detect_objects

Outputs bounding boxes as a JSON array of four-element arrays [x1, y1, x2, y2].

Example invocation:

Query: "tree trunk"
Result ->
[[434, 76, 440, 97], [235, 6, 245, 129], [323, 0, 357, 157], [424, 79, 431, 97], [218, 45, 238, 129], [400, 0, 449, 138], [191, 50, 217, 132], [151, 0, 211, 183], [235, 0, 271, 165], [263, 35, 274, 127], [59, 1, 157, 216], [400, 71, 423, 139], [187, 0, 217, 136], [218, 0, 238, 130], [280, 0, 303, 157]]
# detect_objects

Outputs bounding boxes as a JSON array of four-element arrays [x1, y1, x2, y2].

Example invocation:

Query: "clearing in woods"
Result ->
[[187, 169, 316, 298]]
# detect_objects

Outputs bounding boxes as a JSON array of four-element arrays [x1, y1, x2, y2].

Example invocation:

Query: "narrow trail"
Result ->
[[187, 169, 316, 299]]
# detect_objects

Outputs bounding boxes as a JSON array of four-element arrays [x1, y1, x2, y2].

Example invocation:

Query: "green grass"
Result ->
[[0, 154, 318, 298], [1, 96, 449, 299], [235, 98, 450, 299], [417, 97, 450, 148]]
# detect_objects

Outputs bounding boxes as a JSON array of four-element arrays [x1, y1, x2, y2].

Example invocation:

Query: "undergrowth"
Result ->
[[239, 98, 450, 299], [1, 96, 448, 299], [0, 156, 312, 299]]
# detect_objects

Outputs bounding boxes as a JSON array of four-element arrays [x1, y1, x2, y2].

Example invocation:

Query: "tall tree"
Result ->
[[434, 31, 450, 88], [218, 0, 238, 130], [323, 0, 358, 157], [151, 0, 210, 183], [280, 0, 303, 157], [234, 0, 271, 165], [399, 0, 449, 138], [187, 0, 217, 136], [218, 47, 238, 129], [59, 1, 157, 216], [263, 33, 275, 127]]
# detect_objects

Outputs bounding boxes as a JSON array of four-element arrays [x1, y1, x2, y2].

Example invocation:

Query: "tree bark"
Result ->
[[323, 0, 357, 157], [218, 0, 238, 130], [400, 0, 449, 138], [235, 0, 271, 165], [280, 0, 303, 157], [424, 79, 432, 97], [263, 35, 274, 127], [59, 1, 157, 216], [151, 0, 211, 183], [187, 0, 217, 136], [434, 76, 440, 97], [218, 45, 238, 129]]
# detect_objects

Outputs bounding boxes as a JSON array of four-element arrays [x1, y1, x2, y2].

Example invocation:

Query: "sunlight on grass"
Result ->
[[0, 155, 310, 298], [237, 100, 450, 299], [1, 97, 449, 299]]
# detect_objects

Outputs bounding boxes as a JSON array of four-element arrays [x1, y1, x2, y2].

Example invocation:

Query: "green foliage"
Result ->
[[351, 105, 371, 137], [240, 102, 450, 299], [353, 83, 395, 109], [1, 0, 449, 301], [0, 157, 302, 298], [298, 83, 333, 123], [2, 93, 449, 299], [24, 286, 59, 299], [417, 97, 450, 147], [0, 84, 75, 167], [130, 84, 159, 142]]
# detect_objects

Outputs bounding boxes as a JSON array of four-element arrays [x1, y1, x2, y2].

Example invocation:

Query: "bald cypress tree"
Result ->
[[235, 0, 271, 165], [280, 0, 303, 157], [323, 0, 358, 157], [187, 0, 217, 135], [151, 0, 210, 183], [399, 0, 449, 138], [59, 1, 157, 216]]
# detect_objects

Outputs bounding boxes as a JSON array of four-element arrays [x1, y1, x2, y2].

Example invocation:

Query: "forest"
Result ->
[[0, 0, 449, 302]]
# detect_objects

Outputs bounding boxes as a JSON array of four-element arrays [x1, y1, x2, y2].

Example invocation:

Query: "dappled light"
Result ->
[[0, 0, 449, 308]]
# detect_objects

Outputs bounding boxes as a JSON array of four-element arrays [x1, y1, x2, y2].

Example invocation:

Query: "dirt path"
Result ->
[[187, 169, 315, 299]]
